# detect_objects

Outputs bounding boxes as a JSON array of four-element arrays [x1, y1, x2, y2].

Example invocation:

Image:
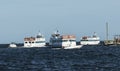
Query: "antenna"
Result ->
[[38, 30, 42, 36], [57, 30, 59, 33], [106, 22, 109, 44], [39, 30, 40, 33]]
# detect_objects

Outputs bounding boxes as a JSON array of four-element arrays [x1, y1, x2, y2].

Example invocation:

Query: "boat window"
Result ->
[[25, 42, 27, 43], [36, 41, 40, 43], [58, 40, 62, 42], [62, 40, 68, 42], [51, 40, 62, 43], [81, 40, 88, 41], [70, 40, 75, 42], [36, 41, 45, 43], [81, 40, 99, 41]]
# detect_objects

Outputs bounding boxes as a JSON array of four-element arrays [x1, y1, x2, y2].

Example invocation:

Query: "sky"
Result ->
[[0, 0, 120, 43]]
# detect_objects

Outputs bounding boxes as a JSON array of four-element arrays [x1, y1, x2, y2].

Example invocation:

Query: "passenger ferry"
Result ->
[[80, 32, 100, 45], [24, 32, 46, 47], [50, 31, 82, 49]]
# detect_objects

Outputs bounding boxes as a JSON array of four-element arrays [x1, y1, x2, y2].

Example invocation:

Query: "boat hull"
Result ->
[[80, 41, 100, 45], [63, 45, 83, 49]]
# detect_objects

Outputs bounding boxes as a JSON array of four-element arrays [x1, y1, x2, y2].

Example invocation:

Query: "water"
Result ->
[[0, 45, 120, 71]]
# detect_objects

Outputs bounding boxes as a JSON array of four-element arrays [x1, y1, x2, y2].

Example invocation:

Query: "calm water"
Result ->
[[0, 45, 120, 71]]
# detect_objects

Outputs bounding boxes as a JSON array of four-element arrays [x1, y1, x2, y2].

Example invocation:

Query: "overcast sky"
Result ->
[[0, 0, 120, 43]]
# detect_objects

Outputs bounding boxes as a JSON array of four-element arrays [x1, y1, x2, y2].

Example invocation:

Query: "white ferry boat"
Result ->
[[24, 32, 46, 47], [80, 32, 100, 45], [9, 42, 17, 47], [50, 31, 82, 49]]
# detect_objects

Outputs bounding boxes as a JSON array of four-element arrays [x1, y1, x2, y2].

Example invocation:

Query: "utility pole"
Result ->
[[105, 22, 109, 45], [106, 22, 108, 42]]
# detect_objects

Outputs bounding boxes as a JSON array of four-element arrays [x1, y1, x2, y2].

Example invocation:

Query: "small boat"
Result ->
[[9, 42, 17, 47], [80, 32, 100, 45]]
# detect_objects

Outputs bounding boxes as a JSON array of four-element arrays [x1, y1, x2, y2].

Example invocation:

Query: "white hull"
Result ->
[[81, 41, 100, 45], [63, 45, 83, 49], [23, 46, 47, 48], [9, 44, 17, 47]]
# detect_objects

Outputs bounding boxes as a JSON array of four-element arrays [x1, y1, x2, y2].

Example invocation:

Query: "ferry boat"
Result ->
[[24, 32, 46, 47], [80, 32, 100, 45], [50, 31, 82, 49], [9, 42, 17, 47]]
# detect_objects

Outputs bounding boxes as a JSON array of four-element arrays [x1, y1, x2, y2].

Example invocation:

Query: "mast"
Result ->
[[106, 22, 109, 44]]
